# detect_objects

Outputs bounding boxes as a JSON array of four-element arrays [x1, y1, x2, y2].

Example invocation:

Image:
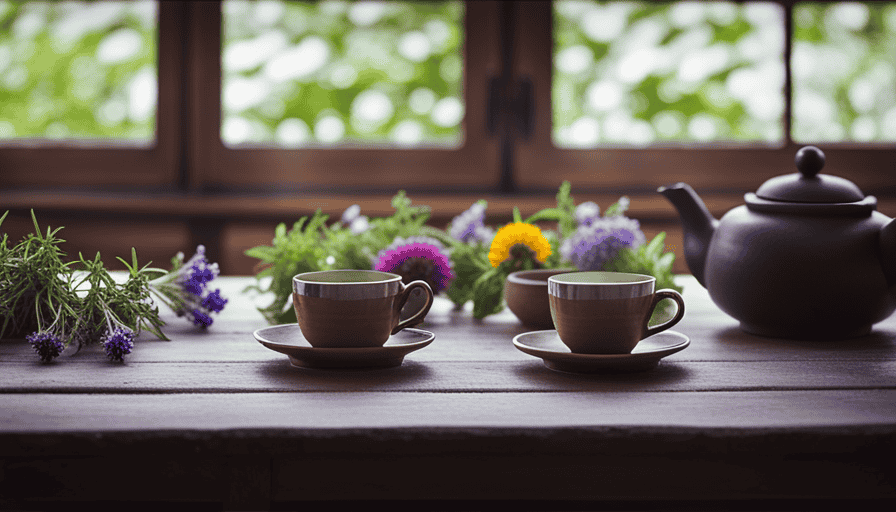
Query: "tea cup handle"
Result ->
[[644, 289, 686, 338], [392, 280, 434, 334]]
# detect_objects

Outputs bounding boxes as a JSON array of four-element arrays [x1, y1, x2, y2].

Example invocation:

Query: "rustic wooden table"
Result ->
[[1, 276, 895, 510]]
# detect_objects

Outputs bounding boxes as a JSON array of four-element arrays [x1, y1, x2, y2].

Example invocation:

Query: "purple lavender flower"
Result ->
[[26, 331, 64, 362], [375, 240, 455, 294], [102, 327, 135, 362], [201, 289, 228, 313], [179, 245, 219, 296], [449, 201, 493, 244], [574, 201, 600, 227], [560, 215, 646, 271], [150, 245, 227, 330], [190, 309, 214, 328]]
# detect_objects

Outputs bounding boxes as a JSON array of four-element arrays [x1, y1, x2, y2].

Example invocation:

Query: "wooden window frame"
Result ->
[[185, 0, 503, 193], [512, 0, 896, 196], [1, 1, 891, 196], [0, 1, 186, 189]]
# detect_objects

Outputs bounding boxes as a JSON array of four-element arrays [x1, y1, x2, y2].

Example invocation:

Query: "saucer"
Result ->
[[513, 330, 689, 373], [254, 324, 434, 369]]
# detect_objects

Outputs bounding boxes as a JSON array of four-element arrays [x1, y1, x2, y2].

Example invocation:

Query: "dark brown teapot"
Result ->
[[659, 146, 896, 340]]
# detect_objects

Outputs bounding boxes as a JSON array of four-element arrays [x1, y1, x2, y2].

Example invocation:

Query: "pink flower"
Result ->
[[374, 241, 454, 294]]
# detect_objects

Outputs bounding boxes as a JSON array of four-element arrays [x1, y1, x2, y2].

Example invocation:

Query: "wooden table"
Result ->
[[1, 276, 895, 510]]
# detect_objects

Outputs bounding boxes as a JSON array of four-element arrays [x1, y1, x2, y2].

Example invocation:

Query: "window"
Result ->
[[0, 0, 157, 143], [2, 1, 894, 200], [187, 0, 501, 192], [0, 0, 184, 188], [792, 2, 896, 143], [514, 1, 896, 195], [220, 0, 465, 148], [553, 1, 786, 147]]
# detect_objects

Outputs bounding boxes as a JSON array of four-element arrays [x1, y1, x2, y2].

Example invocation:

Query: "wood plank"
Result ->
[[0, 358, 894, 393], [269, 451, 896, 502], [2, 433, 893, 504], [2, 391, 895, 434]]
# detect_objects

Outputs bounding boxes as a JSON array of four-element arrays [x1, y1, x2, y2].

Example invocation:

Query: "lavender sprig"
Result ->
[[149, 245, 228, 329], [26, 331, 65, 362], [102, 327, 135, 362]]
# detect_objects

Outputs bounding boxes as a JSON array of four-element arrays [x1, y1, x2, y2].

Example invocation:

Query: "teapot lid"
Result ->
[[755, 146, 865, 203]]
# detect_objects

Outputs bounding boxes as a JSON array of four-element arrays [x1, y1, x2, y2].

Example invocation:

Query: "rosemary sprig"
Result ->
[[0, 211, 79, 341], [1, 211, 227, 362]]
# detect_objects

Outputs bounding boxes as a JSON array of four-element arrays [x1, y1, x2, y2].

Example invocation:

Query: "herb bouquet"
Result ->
[[443, 181, 682, 320], [0, 211, 228, 362], [245, 182, 681, 325]]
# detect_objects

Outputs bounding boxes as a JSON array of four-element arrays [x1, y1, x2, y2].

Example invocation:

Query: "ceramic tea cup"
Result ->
[[293, 270, 434, 348], [505, 269, 574, 329], [548, 271, 685, 354]]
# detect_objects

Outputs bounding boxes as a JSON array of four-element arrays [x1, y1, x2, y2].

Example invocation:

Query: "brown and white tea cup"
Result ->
[[548, 271, 685, 354], [293, 270, 434, 348]]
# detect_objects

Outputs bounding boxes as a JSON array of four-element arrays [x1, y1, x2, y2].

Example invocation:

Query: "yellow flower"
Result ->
[[488, 222, 552, 267]]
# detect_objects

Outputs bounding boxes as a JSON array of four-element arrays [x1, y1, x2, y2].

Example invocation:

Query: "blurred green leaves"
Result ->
[[792, 2, 896, 142], [553, 0, 896, 147], [0, 0, 157, 142], [3, 1, 892, 148], [553, 1, 786, 147], [221, 0, 464, 147]]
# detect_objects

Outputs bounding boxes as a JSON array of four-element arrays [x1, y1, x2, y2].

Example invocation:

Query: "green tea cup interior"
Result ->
[[548, 271, 685, 354], [293, 270, 433, 348]]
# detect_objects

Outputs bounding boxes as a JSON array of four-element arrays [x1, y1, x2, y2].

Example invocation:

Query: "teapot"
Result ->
[[659, 146, 896, 340]]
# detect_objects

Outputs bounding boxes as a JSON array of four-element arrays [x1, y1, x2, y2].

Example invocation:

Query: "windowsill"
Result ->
[[0, 187, 755, 224]]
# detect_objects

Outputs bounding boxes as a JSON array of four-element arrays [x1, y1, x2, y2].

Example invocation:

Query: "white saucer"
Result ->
[[513, 330, 689, 373], [254, 324, 434, 369]]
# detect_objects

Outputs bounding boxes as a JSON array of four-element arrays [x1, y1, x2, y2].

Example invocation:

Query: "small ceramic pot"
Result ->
[[504, 269, 574, 329]]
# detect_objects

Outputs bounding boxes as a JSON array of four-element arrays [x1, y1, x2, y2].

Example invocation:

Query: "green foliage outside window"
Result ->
[[553, 1, 786, 147], [221, 0, 464, 148], [0, 0, 157, 143], [792, 2, 896, 143], [3, 0, 892, 147]]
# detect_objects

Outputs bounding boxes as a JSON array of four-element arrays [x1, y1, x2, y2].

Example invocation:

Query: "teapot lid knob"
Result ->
[[795, 146, 825, 178], [755, 145, 864, 203]]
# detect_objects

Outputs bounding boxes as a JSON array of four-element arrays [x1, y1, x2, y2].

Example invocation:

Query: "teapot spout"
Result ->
[[880, 218, 896, 288], [657, 183, 718, 287]]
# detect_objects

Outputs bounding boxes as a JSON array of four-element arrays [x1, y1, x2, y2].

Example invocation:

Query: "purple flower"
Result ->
[[201, 289, 228, 313], [102, 327, 135, 362], [179, 246, 219, 296], [375, 240, 455, 294], [560, 216, 646, 271], [190, 309, 213, 328], [449, 201, 493, 244], [26, 331, 64, 362], [151, 245, 227, 330]]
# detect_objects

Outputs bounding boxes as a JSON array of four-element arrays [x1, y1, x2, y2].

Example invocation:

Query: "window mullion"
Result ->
[[783, 1, 794, 145]]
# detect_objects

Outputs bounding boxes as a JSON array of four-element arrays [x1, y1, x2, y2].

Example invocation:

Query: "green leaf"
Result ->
[[524, 208, 564, 223], [471, 267, 506, 319], [645, 232, 665, 260], [244, 246, 276, 261]]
